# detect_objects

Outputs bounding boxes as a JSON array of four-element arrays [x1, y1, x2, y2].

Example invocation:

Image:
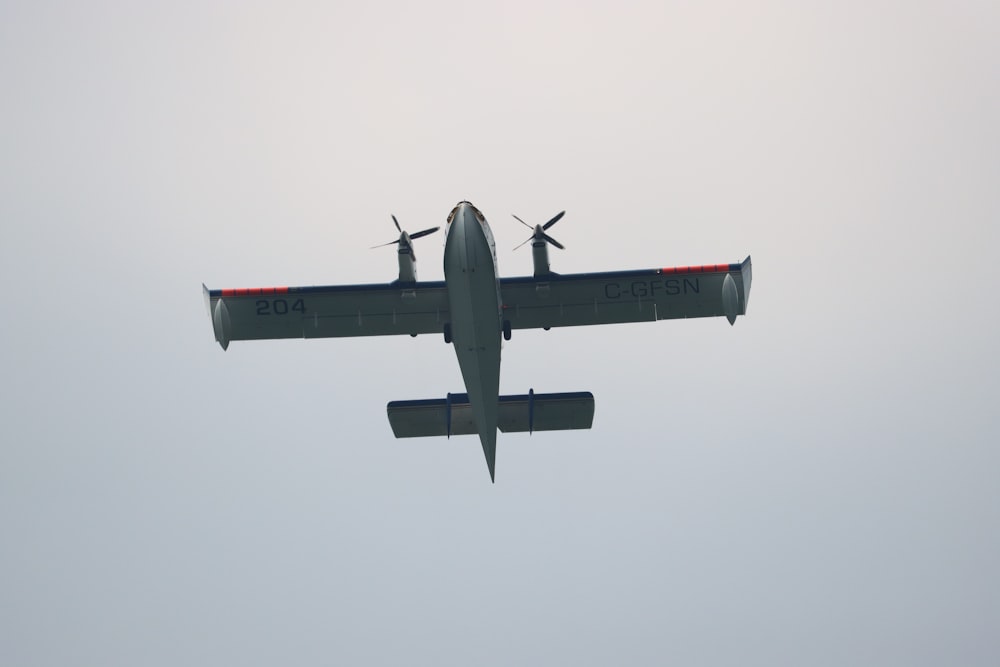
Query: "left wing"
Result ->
[[203, 281, 450, 350], [499, 256, 752, 330]]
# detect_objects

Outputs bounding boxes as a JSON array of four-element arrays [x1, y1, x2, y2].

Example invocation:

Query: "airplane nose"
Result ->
[[447, 201, 479, 232], [445, 202, 483, 271], [456, 201, 484, 226], [446, 201, 475, 227]]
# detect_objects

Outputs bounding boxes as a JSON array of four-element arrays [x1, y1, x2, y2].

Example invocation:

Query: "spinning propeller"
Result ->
[[371, 215, 439, 261], [512, 210, 566, 251]]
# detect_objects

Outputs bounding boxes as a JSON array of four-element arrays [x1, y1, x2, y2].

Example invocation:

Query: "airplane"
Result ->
[[203, 201, 752, 482]]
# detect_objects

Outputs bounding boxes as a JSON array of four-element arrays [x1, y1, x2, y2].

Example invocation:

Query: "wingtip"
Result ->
[[202, 283, 211, 318]]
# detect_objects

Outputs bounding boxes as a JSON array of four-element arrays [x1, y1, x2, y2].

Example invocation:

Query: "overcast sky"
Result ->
[[1, 1, 998, 665]]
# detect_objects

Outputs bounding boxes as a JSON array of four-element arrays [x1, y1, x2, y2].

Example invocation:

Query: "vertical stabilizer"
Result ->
[[481, 428, 497, 483]]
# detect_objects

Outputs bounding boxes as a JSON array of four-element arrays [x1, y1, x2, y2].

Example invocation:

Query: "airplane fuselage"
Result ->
[[442, 201, 503, 480]]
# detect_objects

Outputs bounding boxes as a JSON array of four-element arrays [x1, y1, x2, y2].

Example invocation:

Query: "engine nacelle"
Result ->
[[513, 210, 565, 276], [375, 218, 439, 283], [531, 238, 550, 276], [397, 245, 417, 283]]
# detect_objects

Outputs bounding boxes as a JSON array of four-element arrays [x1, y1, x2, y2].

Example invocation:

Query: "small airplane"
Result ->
[[204, 201, 752, 482]]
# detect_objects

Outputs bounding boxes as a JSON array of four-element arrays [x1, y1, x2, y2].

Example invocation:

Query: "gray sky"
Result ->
[[2, 1, 998, 665]]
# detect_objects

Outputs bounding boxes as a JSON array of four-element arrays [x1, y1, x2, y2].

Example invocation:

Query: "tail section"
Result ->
[[387, 390, 595, 481], [387, 391, 595, 437], [481, 428, 497, 483]]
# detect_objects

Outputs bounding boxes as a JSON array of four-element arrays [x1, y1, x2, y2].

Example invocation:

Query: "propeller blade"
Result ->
[[542, 210, 565, 230], [370, 239, 400, 250], [542, 233, 565, 250], [408, 226, 440, 240], [391, 215, 402, 233], [513, 211, 566, 250], [512, 214, 533, 230], [513, 236, 534, 251]]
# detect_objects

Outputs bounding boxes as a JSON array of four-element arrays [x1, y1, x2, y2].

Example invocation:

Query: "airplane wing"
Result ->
[[499, 256, 752, 330], [203, 281, 449, 350]]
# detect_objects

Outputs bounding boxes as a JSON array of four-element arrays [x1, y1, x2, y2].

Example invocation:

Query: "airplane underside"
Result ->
[[204, 199, 751, 483]]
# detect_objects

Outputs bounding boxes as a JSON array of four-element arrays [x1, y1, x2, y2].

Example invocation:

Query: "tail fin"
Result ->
[[482, 428, 497, 483]]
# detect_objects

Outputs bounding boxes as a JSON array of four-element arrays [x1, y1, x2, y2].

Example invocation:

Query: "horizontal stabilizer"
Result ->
[[387, 390, 595, 438]]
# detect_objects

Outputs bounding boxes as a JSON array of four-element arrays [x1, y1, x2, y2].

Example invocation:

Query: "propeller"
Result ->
[[513, 210, 566, 251], [371, 215, 439, 261]]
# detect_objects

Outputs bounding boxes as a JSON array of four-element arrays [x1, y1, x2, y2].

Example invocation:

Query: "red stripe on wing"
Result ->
[[659, 263, 732, 275], [219, 286, 289, 297]]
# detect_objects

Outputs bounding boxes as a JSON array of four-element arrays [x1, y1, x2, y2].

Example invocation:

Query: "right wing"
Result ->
[[499, 255, 752, 330], [203, 281, 449, 350]]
